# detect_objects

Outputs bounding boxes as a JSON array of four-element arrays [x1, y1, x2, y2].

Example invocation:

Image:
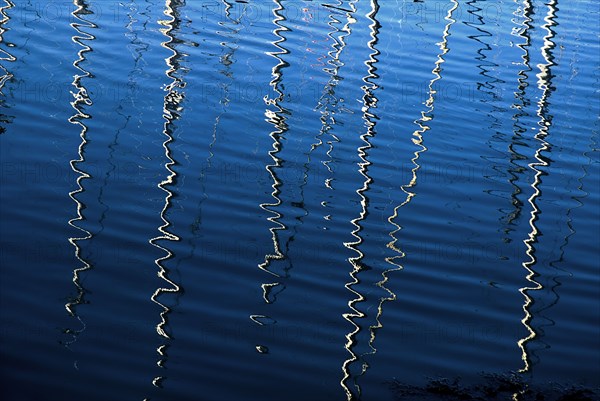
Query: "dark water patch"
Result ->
[[388, 373, 600, 401]]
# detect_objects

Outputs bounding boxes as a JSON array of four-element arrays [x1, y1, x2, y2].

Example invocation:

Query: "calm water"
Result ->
[[1, 1, 599, 400]]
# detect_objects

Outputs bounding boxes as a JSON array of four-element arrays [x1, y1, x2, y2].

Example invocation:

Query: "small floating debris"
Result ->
[[256, 345, 269, 354], [250, 315, 277, 326]]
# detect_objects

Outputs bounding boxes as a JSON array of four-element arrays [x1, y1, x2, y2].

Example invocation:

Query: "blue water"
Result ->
[[1, 1, 599, 400]]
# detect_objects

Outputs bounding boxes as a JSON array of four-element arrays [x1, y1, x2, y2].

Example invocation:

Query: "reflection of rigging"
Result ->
[[506, 1, 536, 379], [193, 0, 244, 236], [0, 0, 14, 94], [251, 0, 292, 355], [64, 0, 96, 356], [360, 1, 457, 398], [504, 0, 534, 233], [97, 1, 152, 255], [517, 0, 559, 375], [149, 0, 187, 388], [188, 0, 244, 279], [465, 0, 502, 93], [464, 0, 504, 154], [0, 0, 15, 132], [316, 0, 358, 194], [257, 0, 290, 308], [387, 0, 457, 268], [340, 1, 381, 399], [254, 0, 360, 351]]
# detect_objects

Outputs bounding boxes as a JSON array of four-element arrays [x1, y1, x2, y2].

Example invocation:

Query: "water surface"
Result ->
[[0, 1, 599, 400]]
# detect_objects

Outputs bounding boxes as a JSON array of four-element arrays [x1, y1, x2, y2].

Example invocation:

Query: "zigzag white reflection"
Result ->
[[253, 0, 359, 345], [150, 0, 185, 388], [504, 0, 533, 233], [0, 0, 15, 94], [517, 0, 559, 374], [340, 2, 458, 400], [382, 0, 458, 349], [65, 0, 96, 351], [387, 0, 457, 266], [258, 0, 289, 306], [340, 1, 381, 399], [316, 0, 358, 191]]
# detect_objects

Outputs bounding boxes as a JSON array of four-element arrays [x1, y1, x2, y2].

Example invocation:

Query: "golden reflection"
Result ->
[[340, 1, 381, 399], [64, 0, 96, 353], [258, 0, 290, 304], [0, 0, 15, 94], [150, 0, 186, 388], [517, 0, 559, 374]]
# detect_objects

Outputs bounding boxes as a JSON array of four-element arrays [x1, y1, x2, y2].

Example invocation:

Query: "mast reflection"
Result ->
[[504, 0, 534, 233], [150, 0, 187, 388], [0, 0, 14, 95], [465, 0, 502, 93], [376, 1, 457, 398], [188, 0, 243, 276], [517, 0, 559, 374], [0, 0, 15, 132], [64, 0, 96, 356], [316, 0, 358, 193], [341, 1, 382, 399], [257, 0, 290, 308]]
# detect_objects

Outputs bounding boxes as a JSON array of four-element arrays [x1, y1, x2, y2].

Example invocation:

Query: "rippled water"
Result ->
[[1, 1, 599, 400]]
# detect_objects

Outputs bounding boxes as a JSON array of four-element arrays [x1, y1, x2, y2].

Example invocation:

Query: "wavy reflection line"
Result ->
[[184, 0, 244, 314], [0, 0, 15, 94], [507, 0, 535, 384], [387, 0, 457, 270], [96, 1, 152, 256], [190, 0, 243, 257], [253, 1, 357, 332], [315, 0, 357, 194], [466, 0, 513, 257], [368, 0, 458, 396], [540, 3, 594, 321], [467, 0, 508, 211], [0, 0, 15, 133], [257, 0, 290, 306], [465, 0, 503, 92], [122, 0, 152, 110], [517, 0, 559, 374], [207, 0, 245, 173], [503, 0, 534, 234], [150, 0, 186, 388], [64, 0, 96, 354], [340, 1, 383, 399], [268, 0, 360, 292]]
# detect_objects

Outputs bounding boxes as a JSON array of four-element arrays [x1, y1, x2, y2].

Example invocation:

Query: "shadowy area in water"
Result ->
[[388, 373, 599, 401]]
